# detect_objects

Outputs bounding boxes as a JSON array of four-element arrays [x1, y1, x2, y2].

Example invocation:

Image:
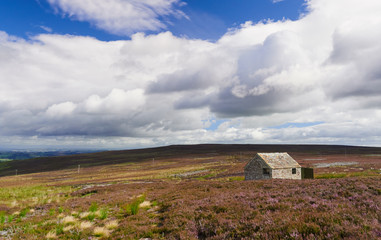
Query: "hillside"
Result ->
[[1, 144, 381, 177], [0, 144, 380, 239]]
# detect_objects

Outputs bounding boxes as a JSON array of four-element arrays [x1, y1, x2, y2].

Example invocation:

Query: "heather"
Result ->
[[153, 178, 381, 239], [0, 145, 380, 239]]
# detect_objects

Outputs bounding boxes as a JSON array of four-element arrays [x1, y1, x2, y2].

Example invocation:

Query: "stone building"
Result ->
[[244, 152, 302, 180]]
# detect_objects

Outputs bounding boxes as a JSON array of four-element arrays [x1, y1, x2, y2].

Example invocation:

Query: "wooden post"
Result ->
[[15, 169, 18, 176]]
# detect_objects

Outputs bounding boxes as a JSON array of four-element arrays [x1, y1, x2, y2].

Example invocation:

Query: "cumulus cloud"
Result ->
[[46, 0, 186, 35], [1, 0, 381, 149]]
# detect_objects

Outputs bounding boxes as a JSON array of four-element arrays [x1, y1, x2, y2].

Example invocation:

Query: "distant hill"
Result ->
[[0, 144, 380, 177], [0, 150, 98, 161]]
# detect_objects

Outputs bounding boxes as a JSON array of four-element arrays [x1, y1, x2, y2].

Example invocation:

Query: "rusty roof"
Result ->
[[257, 152, 301, 169]]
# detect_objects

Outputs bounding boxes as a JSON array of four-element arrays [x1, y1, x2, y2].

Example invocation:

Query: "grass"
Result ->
[[227, 176, 245, 181], [0, 185, 72, 208], [89, 202, 98, 212], [0, 145, 380, 239], [99, 208, 108, 220], [316, 169, 380, 179], [19, 208, 29, 218], [0, 212, 5, 224], [122, 194, 146, 216], [315, 173, 347, 179], [93, 226, 110, 237]]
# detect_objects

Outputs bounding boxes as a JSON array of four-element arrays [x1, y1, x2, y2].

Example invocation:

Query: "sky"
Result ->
[[0, 0, 381, 150]]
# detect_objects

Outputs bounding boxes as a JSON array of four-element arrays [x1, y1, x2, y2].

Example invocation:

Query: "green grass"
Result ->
[[196, 173, 217, 180], [55, 224, 64, 235], [316, 170, 380, 179], [346, 170, 380, 177], [86, 213, 96, 221], [19, 208, 29, 218], [49, 208, 55, 216], [227, 176, 245, 181], [89, 202, 98, 212], [0, 185, 72, 208], [58, 206, 64, 214], [0, 212, 5, 224], [122, 194, 146, 216], [99, 208, 108, 220], [315, 173, 347, 179]]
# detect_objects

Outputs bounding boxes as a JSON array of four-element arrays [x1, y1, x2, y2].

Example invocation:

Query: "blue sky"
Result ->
[[1, 0, 381, 150], [0, 0, 306, 41]]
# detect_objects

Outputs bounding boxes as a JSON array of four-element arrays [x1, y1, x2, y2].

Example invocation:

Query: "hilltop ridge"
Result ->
[[1, 144, 380, 177]]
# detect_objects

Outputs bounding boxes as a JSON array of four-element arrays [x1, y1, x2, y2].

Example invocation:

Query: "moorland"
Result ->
[[0, 144, 380, 239]]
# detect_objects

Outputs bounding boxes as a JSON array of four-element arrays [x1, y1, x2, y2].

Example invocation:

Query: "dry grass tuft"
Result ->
[[79, 212, 90, 219], [79, 221, 93, 230], [61, 215, 77, 225], [93, 226, 110, 237], [10, 200, 18, 208], [139, 200, 151, 208], [105, 220, 118, 230], [46, 231, 57, 239], [63, 225, 74, 232]]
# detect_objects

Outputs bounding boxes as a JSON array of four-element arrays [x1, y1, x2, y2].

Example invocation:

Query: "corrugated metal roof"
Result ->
[[257, 152, 301, 169]]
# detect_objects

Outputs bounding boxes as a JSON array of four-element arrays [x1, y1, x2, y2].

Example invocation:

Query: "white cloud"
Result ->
[[1, 0, 381, 149], [46, 0, 186, 35], [46, 102, 77, 118], [40, 25, 53, 33]]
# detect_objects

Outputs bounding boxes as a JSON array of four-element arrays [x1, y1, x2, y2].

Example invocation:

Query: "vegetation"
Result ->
[[0, 185, 72, 208], [0, 144, 380, 239]]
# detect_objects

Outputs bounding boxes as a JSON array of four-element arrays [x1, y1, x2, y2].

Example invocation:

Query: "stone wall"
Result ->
[[244, 156, 272, 180], [272, 168, 302, 180]]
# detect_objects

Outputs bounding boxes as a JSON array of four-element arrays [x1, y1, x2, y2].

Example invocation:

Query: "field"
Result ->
[[0, 144, 380, 239]]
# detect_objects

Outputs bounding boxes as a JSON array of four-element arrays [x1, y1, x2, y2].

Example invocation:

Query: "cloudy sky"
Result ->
[[0, 0, 380, 150]]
